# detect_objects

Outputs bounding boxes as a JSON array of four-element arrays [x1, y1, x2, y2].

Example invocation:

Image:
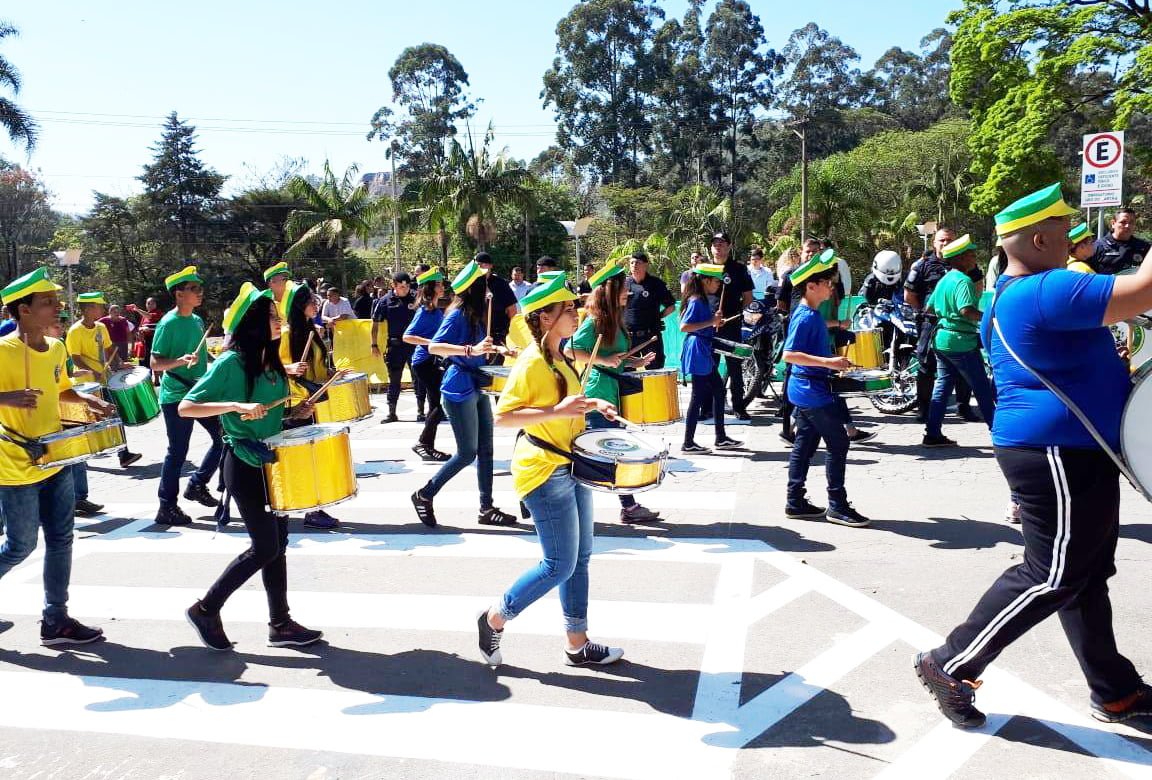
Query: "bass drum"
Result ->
[[1121, 361, 1152, 499], [1110, 320, 1152, 373]]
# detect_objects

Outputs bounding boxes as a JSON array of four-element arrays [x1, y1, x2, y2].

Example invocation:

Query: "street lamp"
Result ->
[[915, 221, 938, 256], [388, 139, 402, 275], [53, 248, 82, 318], [560, 217, 594, 268]]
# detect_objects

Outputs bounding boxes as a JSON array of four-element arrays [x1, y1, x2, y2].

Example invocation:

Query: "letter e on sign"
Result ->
[[1085, 134, 1122, 169]]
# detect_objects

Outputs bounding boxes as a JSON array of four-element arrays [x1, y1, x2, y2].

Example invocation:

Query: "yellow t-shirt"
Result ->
[[1067, 257, 1095, 275], [495, 342, 585, 498], [65, 321, 112, 382], [0, 335, 74, 485], [278, 330, 329, 404]]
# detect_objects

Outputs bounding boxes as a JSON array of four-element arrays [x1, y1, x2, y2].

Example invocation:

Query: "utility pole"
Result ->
[[390, 140, 402, 275], [788, 117, 809, 243]]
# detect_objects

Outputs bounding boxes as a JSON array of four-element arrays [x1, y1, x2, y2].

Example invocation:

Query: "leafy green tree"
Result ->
[[367, 44, 477, 181], [486, 180, 580, 269], [0, 22, 35, 151], [0, 164, 56, 280], [859, 29, 955, 131], [221, 187, 302, 277]]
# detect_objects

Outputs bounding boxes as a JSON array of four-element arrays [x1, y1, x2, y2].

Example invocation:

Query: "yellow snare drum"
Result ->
[[842, 329, 883, 369], [571, 429, 668, 494], [262, 424, 357, 512], [35, 419, 127, 469], [59, 382, 104, 425], [480, 365, 511, 396], [620, 368, 681, 425], [313, 372, 372, 424]]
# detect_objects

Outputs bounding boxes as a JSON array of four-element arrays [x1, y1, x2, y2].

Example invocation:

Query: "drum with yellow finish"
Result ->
[[480, 365, 511, 397], [35, 419, 127, 469], [59, 382, 105, 425], [620, 368, 681, 425], [571, 429, 668, 494], [842, 329, 883, 369], [313, 372, 372, 423], [263, 424, 357, 512]]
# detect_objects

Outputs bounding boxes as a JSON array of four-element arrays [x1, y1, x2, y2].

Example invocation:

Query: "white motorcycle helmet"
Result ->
[[872, 250, 903, 286]]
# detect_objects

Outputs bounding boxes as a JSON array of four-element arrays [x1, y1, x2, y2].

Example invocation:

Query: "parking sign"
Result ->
[[1081, 131, 1124, 207]]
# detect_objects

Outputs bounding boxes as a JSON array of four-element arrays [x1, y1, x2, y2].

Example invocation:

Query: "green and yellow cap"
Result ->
[[263, 261, 290, 282], [285, 281, 315, 311], [0, 267, 62, 305], [790, 248, 838, 286], [165, 265, 202, 291], [520, 273, 578, 315], [994, 183, 1079, 237], [223, 282, 273, 334], [693, 263, 725, 279], [417, 267, 444, 285], [76, 291, 107, 306], [450, 260, 487, 294], [941, 234, 975, 260], [588, 261, 625, 288], [1068, 222, 1092, 245]]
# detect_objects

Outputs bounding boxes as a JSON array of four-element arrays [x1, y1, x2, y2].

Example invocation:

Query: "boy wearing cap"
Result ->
[[152, 266, 223, 526], [1067, 222, 1096, 274], [0, 268, 110, 645]]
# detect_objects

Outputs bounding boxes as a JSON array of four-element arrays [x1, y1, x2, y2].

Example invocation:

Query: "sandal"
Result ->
[[412, 444, 450, 462], [411, 490, 437, 527], [478, 506, 518, 526]]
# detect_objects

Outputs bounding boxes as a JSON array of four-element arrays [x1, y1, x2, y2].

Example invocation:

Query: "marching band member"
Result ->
[[680, 263, 742, 454], [264, 261, 293, 321], [179, 283, 322, 651], [0, 268, 110, 645], [477, 273, 624, 668], [1067, 222, 1096, 274], [569, 260, 660, 523], [403, 267, 450, 462], [411, 260, 518, 528]]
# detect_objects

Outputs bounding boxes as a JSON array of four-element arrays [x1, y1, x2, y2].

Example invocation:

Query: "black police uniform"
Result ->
[[624, 274, 675, 369], [372, 291, 426, 412], [718, 259, 755, 413], [1090, 234, 1151, 275]]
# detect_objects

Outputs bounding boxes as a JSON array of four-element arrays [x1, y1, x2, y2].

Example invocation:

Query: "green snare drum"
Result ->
[[832, 368, 892, 396], [713, 337, 753, 360], [106, 367, 161, 426]]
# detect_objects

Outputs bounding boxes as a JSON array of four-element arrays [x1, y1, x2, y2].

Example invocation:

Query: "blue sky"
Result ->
[[1, 0, 960, 214]]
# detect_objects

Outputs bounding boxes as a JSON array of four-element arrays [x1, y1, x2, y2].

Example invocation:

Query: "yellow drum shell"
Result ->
[[843, 330, 883, 369], [620, 369, 681, 425], [480, 365, 511, 396], [263, 425, 357, 512], [570, 429, 668, 494], [59, 382, 104, 425], [35, 420, 127, 470], [313, 373, 372, 424], [579, 460, 665, 492]]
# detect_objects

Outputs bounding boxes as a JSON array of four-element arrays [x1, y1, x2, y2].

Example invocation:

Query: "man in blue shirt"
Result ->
[[781, 252, 870, 528], [1090, 206, 1150, 275], [915, 183, 1152, 731]]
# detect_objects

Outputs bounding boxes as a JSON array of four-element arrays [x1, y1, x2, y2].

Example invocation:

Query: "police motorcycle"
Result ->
[[847, 251, 921, 414]]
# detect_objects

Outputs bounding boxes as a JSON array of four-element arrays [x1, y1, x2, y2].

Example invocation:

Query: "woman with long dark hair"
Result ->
[[404, 268, 449, 461], [410, 261, 517, 528], [681, 264, 742, 454], [569, 261, 659, 524], [179, 284, 322, 651]]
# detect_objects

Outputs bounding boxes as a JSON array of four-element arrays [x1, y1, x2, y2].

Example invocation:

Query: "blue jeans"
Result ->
[[72, 463, 88, 500], [587, 411, 636, 509], [499, 467, 594, 633], [422, 392, 494, 508], [787, 401, 850, 510], [159, 402, 224, 506], [927, 349, 997, 437], [0, 468, 76, 620]]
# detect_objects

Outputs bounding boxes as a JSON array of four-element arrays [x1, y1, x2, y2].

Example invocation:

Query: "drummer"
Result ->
[[264, 261, 293, 321], [568, 260, 660, 524], [47, 316, 105, 518], [680, 263, 742, 454], [66, 291, 142, 469], [152, 266, 223, 527], [179, 283, 323, 651], [0, 267, 110, 645], [478, 272, 624, 668], [403, 267, 450, 463]]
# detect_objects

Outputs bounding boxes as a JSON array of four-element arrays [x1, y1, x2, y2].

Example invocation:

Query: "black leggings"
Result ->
[[684, 362, 727, 445], [413, 359, 444, 449], [201, 450, 290, 623]]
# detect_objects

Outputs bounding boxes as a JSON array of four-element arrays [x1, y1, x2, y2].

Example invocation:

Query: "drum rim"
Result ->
[[572, 430, 668, 462], [479, 365, 512, 375], [330, 372, 369, 386], [627, 368, 678, 377], [265, 486, 358, 513], [39, 418, 126, 442], [263, 422, 351, 447], [1121, 371, 1152, 496], [107, 366, 152, 388]]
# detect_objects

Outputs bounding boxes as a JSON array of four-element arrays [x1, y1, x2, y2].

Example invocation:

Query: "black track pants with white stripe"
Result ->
[[931, 446, 1141, 703]]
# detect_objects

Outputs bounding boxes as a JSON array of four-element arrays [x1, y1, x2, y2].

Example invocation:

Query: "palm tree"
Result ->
[[905, 144, 972, 224], [284, 162, 392, 290], [0, 22, 36, 150]]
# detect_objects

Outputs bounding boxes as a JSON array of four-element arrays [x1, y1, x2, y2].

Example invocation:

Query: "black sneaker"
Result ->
[[477, 611, 503, 667], [478, 506, 518, 526], [778, 431, 796, 446], [268, 618, 324, 647], [155, 504, 192, 526], [734, 410, 751, 421], [681, 442, 710, 454], [412, 444, 450, 462], [118, 451, 142, 468], [913, 652, 986, 729], [922, 434, 958, 448], [416, 412, 427, 422], [826, 504, 871, 527], [714, 437, 743, 450], [380, 411, 399, 424], [1091, 683, 1152, 724], [183, 480, 220, 508], [565, 641, 624, 667], [75, 498, 105, 516], [620, 504, 661, 525], [847, 430, 877, 444], [785, 499, 826, 519], [411, 490, 437, 527], [40, 616, 104, 646], [185, 601, 234, 651]]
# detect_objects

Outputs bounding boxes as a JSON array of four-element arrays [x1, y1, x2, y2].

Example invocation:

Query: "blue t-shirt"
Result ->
[[679, 297, 716, 376], [784, 303, 835, 408], [432, 308, 485, 403], [0, 319, 15, 337], [404, 306, 444, 366], [984, 270, 1128, 449]]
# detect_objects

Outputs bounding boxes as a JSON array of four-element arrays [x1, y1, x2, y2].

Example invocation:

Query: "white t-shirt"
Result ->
[[321, 297, 355, 321], [749, 265, 776, 298]]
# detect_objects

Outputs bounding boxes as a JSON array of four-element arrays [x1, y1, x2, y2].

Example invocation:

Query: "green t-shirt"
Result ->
[[152, 310, 210, 404], [570, 316, 630, 406], [928, 269, 980, 353], [184, 350, 287, 466]]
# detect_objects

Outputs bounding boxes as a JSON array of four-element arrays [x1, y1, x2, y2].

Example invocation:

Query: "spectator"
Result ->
[[680, 251, 705, 295], [320, 287, 355, 325], [534, 255, 561, 282], [576, 262, 596, 297], [352, 281, 374, 319], [98, 304, 134, 366], [135, 297, 165, 369], [473, 253, 518, 352], [749, 247, 776, 300], [0, 304, 14, 337], [509, 266, 533, 301]]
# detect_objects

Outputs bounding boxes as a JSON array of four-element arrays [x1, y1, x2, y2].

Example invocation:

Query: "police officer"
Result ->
[[710, 232, 755, 420], [372, 272, 426, 423], [474, 253, 519, 357], [623, 252, 676, 369], [1090, 207, 1150, 275]]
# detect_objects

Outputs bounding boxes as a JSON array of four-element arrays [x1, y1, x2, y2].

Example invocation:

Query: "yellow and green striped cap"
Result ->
[[1068, 222, 1092, 245], [941, 234, 975, 260], [0, 267, 62, 305], [263, 261, 290, 282], [790, 248, 838, 286], [223, 282, 273, 334], [520, 273, 578, 315], [994, 183, 1079, 237], [76, 291, 107, 306], [165, 265, 202, 291], [588, 261, 625, 288], [693, 263, 725, 279], [417, 267, 444, 285], [450, 260, 487, 294]]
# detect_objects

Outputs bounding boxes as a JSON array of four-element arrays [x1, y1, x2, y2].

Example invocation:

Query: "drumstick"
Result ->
[[721, 313, 742, 324], [608, 413, 646, 433], [580, 334, 603, 389], [190, 323, 212, 363], [298, 330, 315, 364], [103, 346, 119, 372], [22, 333, 31, 415], [305, 372, 343, 405], [718, 284, 726, 315], [239, 396, 293, 420], [621, 336, 657, 360], [485, 290, 494, 341]]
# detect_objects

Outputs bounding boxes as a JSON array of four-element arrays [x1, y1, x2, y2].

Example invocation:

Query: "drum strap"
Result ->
[[522, 431, 574, 461], [988, 277, 1148, 500], [594, 366, 644, 396], [0, 425, 46, 463]]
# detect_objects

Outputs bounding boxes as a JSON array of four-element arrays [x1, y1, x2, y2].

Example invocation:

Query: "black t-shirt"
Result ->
[[717, 259, 754, 339], [577, 279, 592, 295], [352, 294, 374, 319], [624, 274, 675, 333], [904, 254, 949, 304], [371, 291, 418, 341], [484, 274, 518, 339], [1090, 234, 1151, 275]]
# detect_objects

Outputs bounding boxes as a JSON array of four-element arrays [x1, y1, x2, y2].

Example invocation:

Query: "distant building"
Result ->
[[361, 172, 400, 199]]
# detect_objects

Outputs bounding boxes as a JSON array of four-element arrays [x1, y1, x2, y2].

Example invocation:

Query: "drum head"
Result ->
[[72, 382, 102, 395], [573, 430, 664, 462], [629, 368, 677, 378], [480, 365, 511, 377], [264, 423, 349, 446], [1122, 369, 1152, 496], [333, 371, 368, 386], [107, 367, 150, 389]]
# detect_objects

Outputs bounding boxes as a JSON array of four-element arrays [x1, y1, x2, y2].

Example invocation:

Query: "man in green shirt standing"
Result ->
[[152, 266, 223, 525], [922, 235, 997, 447]]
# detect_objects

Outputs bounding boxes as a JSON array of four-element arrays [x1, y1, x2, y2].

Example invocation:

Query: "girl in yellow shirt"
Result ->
[[478, 274, 624, 669]]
